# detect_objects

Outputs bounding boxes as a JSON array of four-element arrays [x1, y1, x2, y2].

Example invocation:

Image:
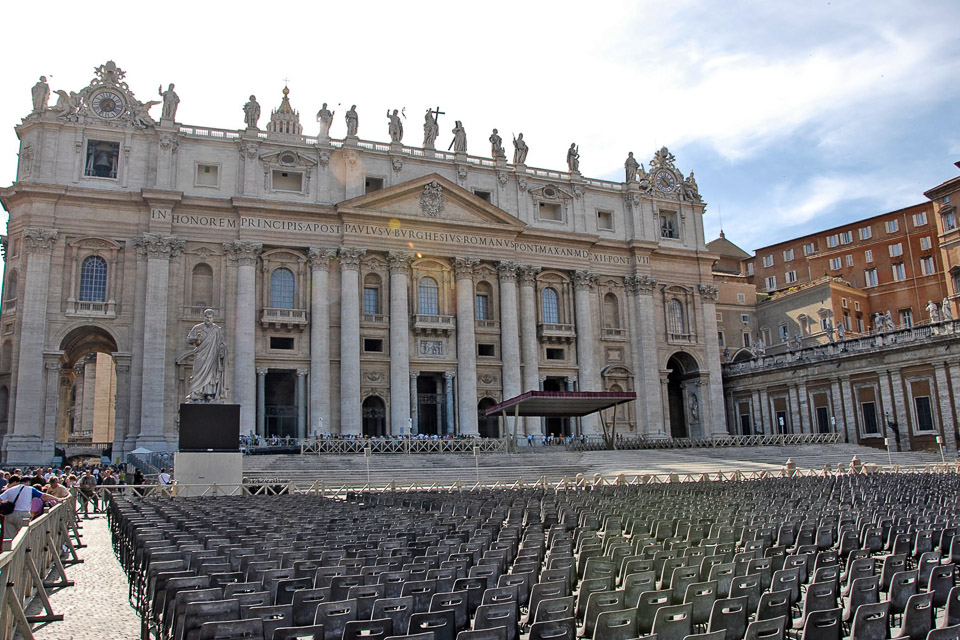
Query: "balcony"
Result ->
[[361, 313, 389, 327], [601, 327, 626, 340], [412, 313, 456, 336], [538, 322, 576, 344], [65, 298, 116, 318], [476, 319, 500, 333], [261, 307, 307, 329]]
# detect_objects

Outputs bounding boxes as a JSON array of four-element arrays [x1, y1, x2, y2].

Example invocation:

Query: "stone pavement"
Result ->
[[20, 513, 140, 640]]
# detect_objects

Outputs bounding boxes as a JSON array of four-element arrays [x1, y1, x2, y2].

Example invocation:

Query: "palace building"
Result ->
[[0, 61, 724, 465]]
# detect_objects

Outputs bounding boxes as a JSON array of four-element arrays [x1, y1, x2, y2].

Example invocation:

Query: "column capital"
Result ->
[[224, 240, 263, 266], [296, 368, 309, 377], [135, 233, 185, 259], [338, 247, 366, 269], [444, 371, 456, 381], [23, 227, 59, 254], [410, 371, 419, 380], [624, 274, 658, 294], [518, 264, 541, 286], [307, 247, 337, 271], [453, 257, 481, 279], [497, 261, 520, 282], [45, 362, 62, 371], [572, 270, 598, 291], [256, 367, 269, 376], [698, 283, 719, 301], [387, 251, 415, 272]]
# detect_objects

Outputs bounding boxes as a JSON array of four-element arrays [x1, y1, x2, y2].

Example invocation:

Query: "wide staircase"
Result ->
[[242, 443, 945, 486]]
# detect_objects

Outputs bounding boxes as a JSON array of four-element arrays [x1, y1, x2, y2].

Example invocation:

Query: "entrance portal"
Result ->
[[362, 396, 386, 437], [665, 352, 701, 438], [57, 326, 119, 454], [477, 398, 499, 438], [417, 374, 445, 436], [543, 377, 571, 437], [264, 370, 296, 438]]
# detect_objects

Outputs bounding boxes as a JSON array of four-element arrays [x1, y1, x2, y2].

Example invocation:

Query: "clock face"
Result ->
[[91, 90, 125, 119], [655, 169, 677, 192]]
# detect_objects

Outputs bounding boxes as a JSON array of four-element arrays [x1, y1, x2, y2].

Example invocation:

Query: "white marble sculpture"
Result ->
[[624, 152, 639, 182], [513, 133, 528, 165], [243, 95, 260, 129], [159, 83, 179, 122], [489, 129, 505, 159], [345, 105, 359, 137], [187, 309, 227, 403], [927, 299, 941, 323], [316, 103, 335, 139], [31, 76, 49, 113], [943, 298, 954, 322], [567, 143, 579, 172], [386, 109, 403, 143], [449, 120, 467, 153]]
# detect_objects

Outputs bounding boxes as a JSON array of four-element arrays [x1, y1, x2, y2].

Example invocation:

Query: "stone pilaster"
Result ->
[[839, 376, 856, 443], [225, 241, 262, 436], [112, 357, 131, 458], [256, 368, 267, 436], [497, 262, 522, 435], [518, 265, 541, 435], [296, 368, 308, 439], [125, 240, 148, 454], [339, 247, 366, 434], [409, 371, 419, 435], [42, 359, 61, 451], [308, 248, 336, 435], [444, 371, 456, 436], [944, 363, 960, 452], [573, 270, 599, 435], [697, 283, 727, 437], [134, 233, 184, 451], [797, 380, 811, 434], [787, 384, 801, 434], [6, 228, 57, 463], [626, 275, 663, 436], [759, 388, 772, 434], [750, 390, 762, 435], [388, 252, 414, 435], [830, 378, 848, 442], [888, 369, 911, 451], [454, 258, 480, 435]]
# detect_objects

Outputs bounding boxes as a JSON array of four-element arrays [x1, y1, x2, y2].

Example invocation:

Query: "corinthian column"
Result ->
[[388, 252, 414, 434], [225, 240, 262, 435], [626, 274, 663, 437], [135, 233, 185, 451], [497, 262, 522, 436], [308, 248, 336, 435], [454, 258, 480, 435], [339, 247, 366, 434], [518, 265, 541, 435], [573, 270, 599, 434], [698, 283, 728, 437]]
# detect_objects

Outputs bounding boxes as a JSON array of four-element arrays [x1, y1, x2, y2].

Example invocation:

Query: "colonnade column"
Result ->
[[750, 390, 762, 436], [454, 258, 480, 436], [409, 371, 419, 436], [226, 241, 262, 436], [42, 360, 61, 449], [787, 384, 801, 434], [444, 371, 456, 436], [935, 363, 958, 454], [630, 275, 664, 437], [759, 388, 772, 434], [497, 262, 522, 436], [308, 248, 336, 436], [338, 248, 366, 435], [889, 369, 911, 451], [831, 378, 850, 442], [573, 270, 599, 435], [797, 380, 812, 434], [698, 284, 727, 437], [296, 368, 308, 439], [388, 252, 414, 435], [256, 368, 267, 437], [518, 266, 541, 435], [136, 233, 184, 450]]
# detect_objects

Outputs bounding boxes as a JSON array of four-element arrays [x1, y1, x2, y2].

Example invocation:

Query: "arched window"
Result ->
[[418, 277, 439, 315], [191, 263, 214, 307], [475, 281, 493, 321], [79, 256, 107, 302], [363, 274, 381, 315], [270, 268, 295, 309], [542, 288, 559, 324], [603, 293, 621, 328], [668, 298, 686, 335], [4, 271, 17, 301]]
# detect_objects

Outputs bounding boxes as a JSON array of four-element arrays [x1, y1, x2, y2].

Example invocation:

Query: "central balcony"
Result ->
[[412, 313, 456, 337], [538, 322, 576, 344], [261, 307, 307, 330]]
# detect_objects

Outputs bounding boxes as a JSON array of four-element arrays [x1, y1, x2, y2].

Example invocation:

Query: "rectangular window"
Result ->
[[829, 257, 842, 270], [900, 308, 913, 327], [477, 343, 495, 357], [845, 254, 854, 267], [889, 243, 903, 257], [920, 236, 932, 250], [740, 313, 750, 323], [597, 210, 614, 230], [269, 336, 295, 350], [475, 294, 490, 320], [272, 170, 303, 192], [364, 176, 384, 193], [659, 212, 679, 238], [803, 243, 816, 256], [195, 163, 220, 187], [545, 348, 565, 360], [864, 249, 873, 263], [539, 202, 562, 221], [762, 255, 774, 268], [840, 231, 853, 244], [473, 189, 492, 203], [842, 298, 848, 308], [826, 235, 839, 248], [746, 262, 754, 276], [892, 263, 906, 281], [363, 287, 379, 315], [864, 268, 878, 287], [920, 256, 935, 275], [717, 331, 725, 346], [915, 396, 934, 431], [742, 332, 751, 348], [764, 275, 777, 291], [861, 401, 879, 434], [737, 293, 746, 303], [84, 140, 120, 179], [785, 270, 797, 283], [885, 219, 899, 233], [855, 301, 861, 311], [783, 249, 794, 261], [859, 226, 872, 240], [913, 211, 928, 226], [778, 325, 789, 342], [944, 211, 957, 231], [363, 338, 384, 353]]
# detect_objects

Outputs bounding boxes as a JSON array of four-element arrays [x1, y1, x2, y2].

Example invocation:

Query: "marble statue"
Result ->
[[688, 394, 699, 422], [567, 143, 580, 172], [449, 120, 467, 153], [186, 309, 227, 403], [884, 310, 896, 332], [943, 298, 953, 322], [345, 105, 359, 137], [793, 333, 802, 350], [159, 83, 179, 121], [489, 129, 505, 159], [754, 337, 766, 356], [624, 152, 639, 182], [423, 108, 440, 147], [243, 95, 260, 129], [825, 319, 835, 343], [53, 90, 80, 118], [637, 163, 651, 191], [130, 99, 160, 129], [513, 133, 528, 165], [31, 76, 50, 113], [386, 109, 403, 143], [874, 312, 884, 333], [837, 321, 845, 340], [682, 171, 701, 202], [927, 299, 941, 323], [316, 103, 335, 138]]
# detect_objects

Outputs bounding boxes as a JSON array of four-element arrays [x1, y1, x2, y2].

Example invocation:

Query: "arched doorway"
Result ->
[[478, 398, 499, 438], [665, 352, 702, 439], [362, 396, 386, 437], [58, 326, 120, 455]]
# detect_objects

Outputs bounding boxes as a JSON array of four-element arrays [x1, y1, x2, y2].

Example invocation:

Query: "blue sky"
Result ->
[[1, 0, 958, 256]]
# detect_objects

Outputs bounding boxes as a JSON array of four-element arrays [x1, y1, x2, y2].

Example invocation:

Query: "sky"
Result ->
[[1, 0, 958, 256]]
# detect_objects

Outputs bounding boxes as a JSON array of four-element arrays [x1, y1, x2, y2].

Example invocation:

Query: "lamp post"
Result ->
[[937, 435, 946, 464], [884, 437, 892, 466]]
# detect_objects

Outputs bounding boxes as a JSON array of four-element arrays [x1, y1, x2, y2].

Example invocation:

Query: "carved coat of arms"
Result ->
[[419, 181, 445, 217]]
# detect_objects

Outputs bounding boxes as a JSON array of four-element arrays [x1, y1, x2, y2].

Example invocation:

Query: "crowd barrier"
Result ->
[[567, 432, 842, 451], [300, 437, 509, 455]]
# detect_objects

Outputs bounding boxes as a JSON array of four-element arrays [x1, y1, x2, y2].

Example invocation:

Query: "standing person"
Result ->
[[77, 470, 98, 517], [133, 468, 145, 497], [158, 468, 172, 487], [1, 476, 63, 539]]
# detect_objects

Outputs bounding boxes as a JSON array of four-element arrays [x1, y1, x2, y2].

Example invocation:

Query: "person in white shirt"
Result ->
[[158, 468, 172, 486], [1, 476, 63, 539]]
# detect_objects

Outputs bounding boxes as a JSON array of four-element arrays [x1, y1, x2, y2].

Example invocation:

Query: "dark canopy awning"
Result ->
[[484, 391, 636, 418]]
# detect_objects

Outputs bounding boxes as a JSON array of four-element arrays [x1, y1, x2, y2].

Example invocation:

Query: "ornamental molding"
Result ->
[[223, 240, 262, 266], [387, 251, 414, 272], [518, 265, 541, 286], [453, 257, 481, 279], [497, 261, 519, 282], [572, 270, 599, 291], [698, 283, 719, 301], [23, 228, 59, 254], [338, 247, 366, 268], [419, 180, 445, 218], [307, 247, 337, 270], [624, 274, 658, 294], [135, 233, 184, 259]]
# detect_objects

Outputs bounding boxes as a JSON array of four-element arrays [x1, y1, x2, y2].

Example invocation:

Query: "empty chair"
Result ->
[[708, 563, 736, 599], [842, 557, 875, 596], [182, 599, 242, 640], [431, 592, 469, 632], [880, 554, 909, 593], [729, 574, 762, 615], [928, 624, 960, 640], [707, 597, 748, 640], [623, 571, 657, 608], [889, 570, 920, 624], [592, 609, 637, 640], [247, 605, 294, 640], [770, 567, 801, 609], [343, 618, 394, 640], [797, 607, 841, 640], [580, 590, 625, 639], [793, 581, 837, 632], [274, 578, 313, 606], [891, 592, 933, 640], [401, 580, 438, 614], [947, 586, 960, 628], [918, 552, 942, 586], [843, 576, 879, 626], [409, 609, 458, 640], [453, 578, 487, 616], [292, 589, 333, 627], [930, 565, 956, 610], [455, 628, 507, 640], [684, 580, 718, 631], [576, 578, 615, 620], [848, 601, 889, 640], [755, 589, 791, 623], [172, 589, 226, 640], [372, 596, 415, 636], [531, 596, 575, 625], [744, 615, 787, 640], [197, 619, 264, 640], [271, 625, 324, 640], [313, 600, 358, 640], [637, 589, 671, 635], [497, 573, 531, 608], [348, 584, 386, 620], [651, 602, 693, 640], [527, 617, 576, 640]]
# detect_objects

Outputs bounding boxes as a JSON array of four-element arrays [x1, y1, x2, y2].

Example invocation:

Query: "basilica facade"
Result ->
[[0, 62, 723, 465]]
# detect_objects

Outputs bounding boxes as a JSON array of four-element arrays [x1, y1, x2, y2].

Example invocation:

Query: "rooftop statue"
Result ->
[[31, 76, 50, 113], [316, 103, 335, 138], [159, 83, 179, 122], [512, 133, 528, 165], [345, 105, 359, 137], [243, 95, 260, 129], [387, 109, 403, 143], [624, 152, 639, 182], [489, 129, 505, 159], [449, 120, 467, 153], [566, 143, 579, 173], [423, 107, 441, 147]]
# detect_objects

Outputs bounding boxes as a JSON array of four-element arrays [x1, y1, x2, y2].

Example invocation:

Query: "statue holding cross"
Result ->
[[423, 106, 443, 148]]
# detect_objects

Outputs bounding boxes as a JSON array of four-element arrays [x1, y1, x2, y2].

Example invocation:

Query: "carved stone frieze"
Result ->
[[23, 228, 59, 253], [698, 283, 719, 301], [419, 180, 445, 218], [497, 171, 508, 187], [392, 157, 403, 173], [624, 274, 658, 294], [223, 240, 262, 266]]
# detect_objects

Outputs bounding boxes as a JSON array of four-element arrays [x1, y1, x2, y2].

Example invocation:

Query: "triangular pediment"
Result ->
[[337, 173, 525, 230]]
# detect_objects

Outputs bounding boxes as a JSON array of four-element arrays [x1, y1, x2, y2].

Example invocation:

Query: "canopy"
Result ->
[[484, 391, 636, 418], [130, 447, 153, 454]]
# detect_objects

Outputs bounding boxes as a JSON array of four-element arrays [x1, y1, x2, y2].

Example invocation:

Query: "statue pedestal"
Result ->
[[173, 451, 242, 497], [344, 135, 359, 147], [178, 403, 240, 452]]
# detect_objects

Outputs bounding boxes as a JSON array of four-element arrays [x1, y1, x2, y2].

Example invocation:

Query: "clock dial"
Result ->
[[91, 90, 125, 119], [655, 169, 677, 192]]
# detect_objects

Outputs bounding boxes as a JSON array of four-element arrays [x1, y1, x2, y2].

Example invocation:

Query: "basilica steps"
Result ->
[[241, 442, 945, 486]]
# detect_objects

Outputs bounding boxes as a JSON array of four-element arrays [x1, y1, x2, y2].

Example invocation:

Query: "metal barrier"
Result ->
[[300, 437, 508, 454], [566, 432, 842, 451], [0, 497, 80, 640]]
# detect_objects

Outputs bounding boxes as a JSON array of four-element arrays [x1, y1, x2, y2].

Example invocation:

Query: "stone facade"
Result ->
[[0, 61, 723, 465]]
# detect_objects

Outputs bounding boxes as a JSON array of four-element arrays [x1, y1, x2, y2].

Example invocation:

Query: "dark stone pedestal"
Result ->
[[179, 403, 240, 452]]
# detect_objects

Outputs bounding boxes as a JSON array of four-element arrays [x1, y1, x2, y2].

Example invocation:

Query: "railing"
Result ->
[[538, 323, 576, 341], [127, 450, 175, 475], [182, 305, 220, 321], [361, 313, 388, 325], [300, 437, 508, 455], [476, 320, 500, 331], [0, 497, 79, 640], [566, 432, 842, 451], [65, 299, 115, 317], [601, 327, 626, 339], [412, 314, 456, 335], [260, 307, 307, 325]]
